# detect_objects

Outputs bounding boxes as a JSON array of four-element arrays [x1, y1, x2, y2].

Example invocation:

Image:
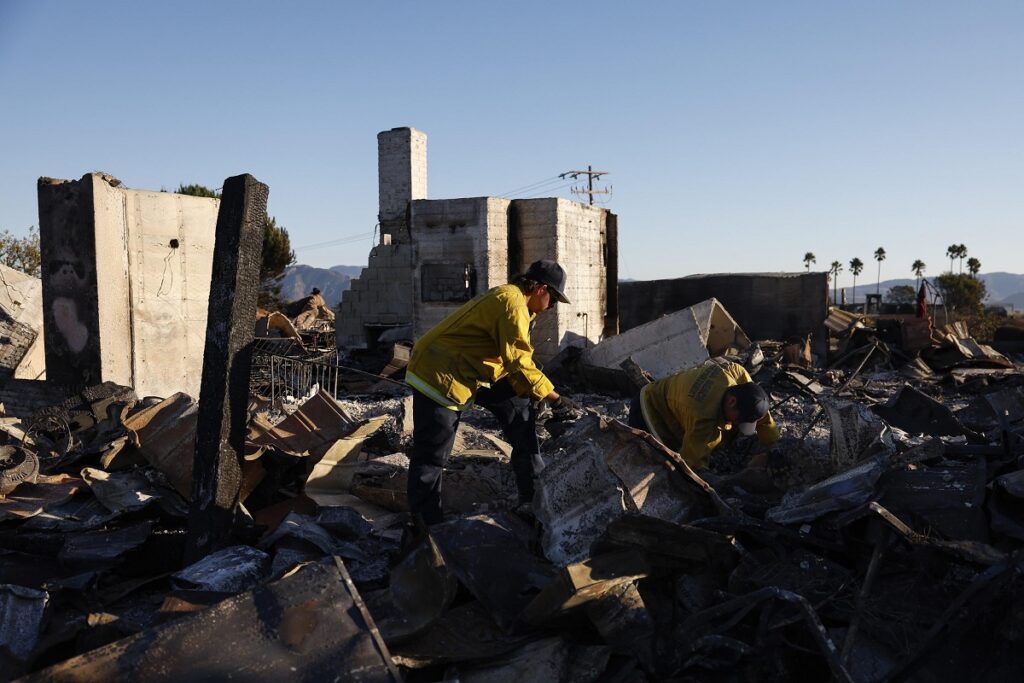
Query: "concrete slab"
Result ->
[[580, 298, 750, 379]]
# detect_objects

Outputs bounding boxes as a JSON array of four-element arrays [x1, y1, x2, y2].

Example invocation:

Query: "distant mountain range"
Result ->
[[278, 264, 363, 306], [858, 272, 1024, 308]]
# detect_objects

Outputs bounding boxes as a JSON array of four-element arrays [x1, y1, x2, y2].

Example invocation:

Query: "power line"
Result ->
[[294, 231, 375, 251], [505, 179, 577, 199], [495, 175, 561, 197]]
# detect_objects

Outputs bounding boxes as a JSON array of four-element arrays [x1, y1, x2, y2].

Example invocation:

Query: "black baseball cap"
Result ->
[[731, 382, 770, 435], [524, 260, 570, 304]]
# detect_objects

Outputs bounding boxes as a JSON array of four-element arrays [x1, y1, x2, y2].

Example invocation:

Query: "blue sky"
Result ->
[[1, 1, 1021, 289]]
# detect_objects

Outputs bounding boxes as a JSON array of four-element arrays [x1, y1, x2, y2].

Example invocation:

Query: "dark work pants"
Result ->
[[408, 378, 542, 525], [627, 392, 649, 431]]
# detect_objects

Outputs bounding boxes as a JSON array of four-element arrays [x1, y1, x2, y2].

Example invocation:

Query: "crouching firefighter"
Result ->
[[405, 260, 579, 525]]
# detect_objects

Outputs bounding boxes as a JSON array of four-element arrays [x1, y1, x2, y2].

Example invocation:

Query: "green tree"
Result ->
[[175, 183, 219, 199], [849, 257, 864, 304], [935, 272, 986, 313], [259, 214, 296, 308], [912, 259, 926, 289], [175, 183, 295, 308], [873, 246, 886, 295], [0, 225, 42, 278], [886, 285, 917, 305], [957, 244, 968, 274], [967, 257, 981, 278], [803, 252, 816, 271], [829, 260, 843, 305]]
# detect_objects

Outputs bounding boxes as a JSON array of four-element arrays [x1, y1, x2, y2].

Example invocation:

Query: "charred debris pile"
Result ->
[[1, 309, 1024, 682]]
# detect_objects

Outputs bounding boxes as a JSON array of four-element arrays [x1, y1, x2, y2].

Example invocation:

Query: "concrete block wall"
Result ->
[[37, 173, 218, 397], [410, 197, 510, 336], [377, 127, 427, 237], [336, 243, 415, 347], [515, 198, 608, 361]]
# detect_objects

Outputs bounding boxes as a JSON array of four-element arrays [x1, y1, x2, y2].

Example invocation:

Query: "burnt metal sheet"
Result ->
[[432, 515, 555, 631], [985, 386, 1024, 424], [313, 494, 402, 533], [314, 505, 374, 539], [20, 496, 120, 532], [766, 458, 885, 525], [58, 521, 153, 565], [22, 559, 401, 683], [0, 584, 47, 668], [456, 636, 611, 683], [370, 532, 457, 644], [79, 467, 160, 513], [822, 398, 895, 468], [389, 601, 532, 669], [595, 514, 738, 571], [873, 384, 966, 437], [867, 502, 1004, 565], [259, 511, 369, 563], [122, 392, 197, 498], [824, 308, 864, 334], [879, 459, 988, 542], [523, 551, 649, 625], [995, 469, 1024, 499], [171, 545, 269, 594], [0, 473, 82, 523], [585, 582, 655, 670]]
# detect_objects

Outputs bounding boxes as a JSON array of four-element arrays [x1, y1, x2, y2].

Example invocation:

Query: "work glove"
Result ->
[[550, 395, 582, 418]]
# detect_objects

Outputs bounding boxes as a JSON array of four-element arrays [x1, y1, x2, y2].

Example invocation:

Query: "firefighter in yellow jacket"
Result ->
[[405, 260, 577, 524], [627, 360, 779, 468]]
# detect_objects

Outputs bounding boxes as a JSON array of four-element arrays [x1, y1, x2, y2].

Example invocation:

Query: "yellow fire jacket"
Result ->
[[638, 360, 780, 467], [406, 284, 555, 409]]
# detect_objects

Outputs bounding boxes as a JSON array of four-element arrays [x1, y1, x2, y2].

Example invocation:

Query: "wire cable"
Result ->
[[495, 175, 562, 198], [294, 231, 375, 251]]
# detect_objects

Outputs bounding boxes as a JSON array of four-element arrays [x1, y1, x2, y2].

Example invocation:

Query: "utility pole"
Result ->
[[560, 166, 610, 205]]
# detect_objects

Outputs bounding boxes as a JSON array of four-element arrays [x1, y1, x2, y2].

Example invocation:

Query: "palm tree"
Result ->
[[912, 259, 926, 289], [873, 247, 886, 295], [957, 244, 968, 274], [967, 257, 981, 278], [946, 244, 958, 273], [803, 252, 816, 272], [830, 260, 842, 304], [849, 257, 864, 304]]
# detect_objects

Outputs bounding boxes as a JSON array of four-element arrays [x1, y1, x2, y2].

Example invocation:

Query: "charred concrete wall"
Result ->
[[619, 272, 829, 349], [37, 173, 218, 397]]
